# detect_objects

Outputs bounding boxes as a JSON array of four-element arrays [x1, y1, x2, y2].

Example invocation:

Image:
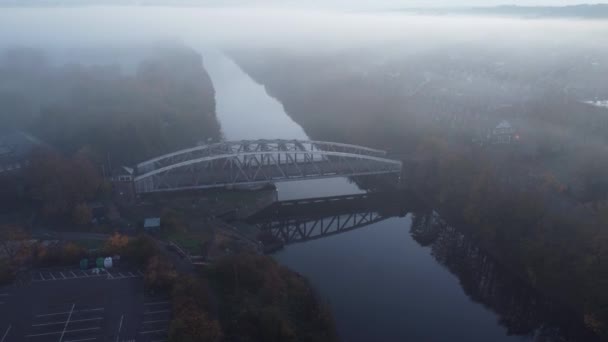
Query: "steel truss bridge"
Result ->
[[247, 192, 413, 245], [134, 139, 402, 194]]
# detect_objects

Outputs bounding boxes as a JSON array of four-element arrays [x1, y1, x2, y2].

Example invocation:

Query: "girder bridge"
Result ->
[[134, 139, 402, 194]]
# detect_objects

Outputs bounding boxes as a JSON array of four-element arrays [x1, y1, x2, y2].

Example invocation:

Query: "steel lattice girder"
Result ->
[[136, 139, 389, 174], [255, 211, 387, 245], [134, 148, 402, 193]]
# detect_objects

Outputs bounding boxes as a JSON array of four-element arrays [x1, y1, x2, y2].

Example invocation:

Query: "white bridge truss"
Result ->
[[134, 139, 402, 193]]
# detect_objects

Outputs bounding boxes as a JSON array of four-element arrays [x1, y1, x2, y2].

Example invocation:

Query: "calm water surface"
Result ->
[[203, 51, 587, 342]]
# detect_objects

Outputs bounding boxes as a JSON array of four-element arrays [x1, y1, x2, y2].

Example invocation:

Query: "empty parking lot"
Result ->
[[0, 269, 172, 342]]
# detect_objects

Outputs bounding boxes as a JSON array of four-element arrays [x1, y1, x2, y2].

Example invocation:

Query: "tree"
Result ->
[[0, 225, 30, 266], [144, 256, 177, 291], [25, 148, 103, 218], [169, 311, 223, 342], [103, 233, 130, 255], [72, 203, 92, 225]]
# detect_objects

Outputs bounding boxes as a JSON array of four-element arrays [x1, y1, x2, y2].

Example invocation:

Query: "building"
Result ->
[[0, 130, 43, 175], [143, 217, 161, 234], [491, 120, 518, 144], [112, 166, 134, 182]]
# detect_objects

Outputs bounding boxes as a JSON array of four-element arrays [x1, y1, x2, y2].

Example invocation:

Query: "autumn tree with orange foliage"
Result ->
[[0, 224, 31, 266], [103, 233, 130, 255]]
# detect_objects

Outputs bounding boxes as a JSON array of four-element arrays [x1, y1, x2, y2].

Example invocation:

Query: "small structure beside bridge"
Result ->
[[133, 139, 402, 194]]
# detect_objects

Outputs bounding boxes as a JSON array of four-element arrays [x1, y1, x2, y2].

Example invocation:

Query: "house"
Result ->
[[0, 130, 43, 175], [491, 120, 518, 144], [143, 217, 161, 234], [111, 166, 136, 204], [112, 166, 134, 182]]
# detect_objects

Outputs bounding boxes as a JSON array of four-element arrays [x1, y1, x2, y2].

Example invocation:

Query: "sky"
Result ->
[[300, 0, 608, 7], [2, 0, 608, 8], [188, 0, 608, 9]]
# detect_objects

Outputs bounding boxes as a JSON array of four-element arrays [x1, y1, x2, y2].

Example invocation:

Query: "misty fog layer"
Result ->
[[2, 6, 608, 342]]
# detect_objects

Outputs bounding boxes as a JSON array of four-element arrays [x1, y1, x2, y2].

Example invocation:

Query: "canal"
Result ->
[[202, 51, 589, 342]]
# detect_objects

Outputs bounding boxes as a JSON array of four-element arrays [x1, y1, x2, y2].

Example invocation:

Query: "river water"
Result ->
[[204, 51, 591, 342]]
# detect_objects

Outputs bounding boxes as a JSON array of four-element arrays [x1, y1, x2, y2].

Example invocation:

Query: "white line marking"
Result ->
[[71, 271, 77, 277], [65, 338, 97, 342], [60, 272, 66, 279], [139, 330, 166, 334], [32, 317, 103, 327], [137, 270, 144, 276], [144, 310, 170, 315], [143, 320, 168, 324], [36, 311, 70, 317], [26, 327, 100, 338], [118, 273, 124, 277], [79, 271, 87, 277], [39, 272, 46, 281], [144, 301, 170, 306], [77, 308, 104, 313], [1, 325, 11, 342], [115, 314, 124, 342], [50, 273, 56, 280], [128, 272, 135, 277], [59, 303, 75, 342], [35, 307, 103, 317]]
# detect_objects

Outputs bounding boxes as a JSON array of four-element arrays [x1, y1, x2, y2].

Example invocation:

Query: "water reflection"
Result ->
[[258, 191, 596, 341], [248, 191, 411, 245], [410, 210, 598, 342]]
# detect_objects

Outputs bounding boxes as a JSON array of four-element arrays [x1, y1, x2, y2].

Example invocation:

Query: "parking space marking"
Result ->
[[144, 310, 170, 315], [37, 311, 71, 317], [140, 329, 166, 334], [27, 327, 100, 338], [143, 320, 168, 324], [115, 314, 124, 342], [33, 317, 103, 327], [35, 307, 102, 317], [58, 303, 75, 342], [1, 325, 11, 342], [144, 301, 170, 306], [33, 269, 143, 282]]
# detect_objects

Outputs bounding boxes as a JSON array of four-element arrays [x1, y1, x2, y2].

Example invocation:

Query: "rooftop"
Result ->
[[144, 217, 161, 228]]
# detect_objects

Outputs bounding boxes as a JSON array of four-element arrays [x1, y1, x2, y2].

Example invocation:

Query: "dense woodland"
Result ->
[[1, 44, 220, 165], [0, 44, 221, 220], [231, 47, 608, 338]]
